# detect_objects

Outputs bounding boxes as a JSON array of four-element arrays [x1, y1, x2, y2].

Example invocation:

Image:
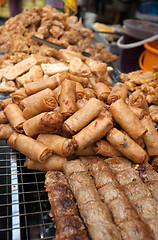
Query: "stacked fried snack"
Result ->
[[0, 49, 158, 238], [120, 69, 158, 123], [0, 5, 118, 63], [45, 157, 158, 239]]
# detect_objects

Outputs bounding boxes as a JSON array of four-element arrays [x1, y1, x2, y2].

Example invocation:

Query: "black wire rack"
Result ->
[[0, 93, 56, 240]]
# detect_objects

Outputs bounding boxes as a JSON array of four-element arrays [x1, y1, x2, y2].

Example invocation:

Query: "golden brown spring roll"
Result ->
[[63, 98, 103, 135], [0, 110, 8, 124], [8, 132, 52, 162], [52, 85, 61, 102], [59, 79, 76, 119], [94, 140, 122, 157], [0, 98, 13, 110], [75, 82, 86, 100], [20, 88, 55, 110], [107, 128, 149, 164], [84, 87, 96, 100], [68, 73, 89, 88], [76, 98, 88, 109], [37, 134, 74, 157], [141, 115, 158, 156], [77, 145, 96, 156], [72, 113, 113, 151], [128, 105, 145, 120], [128, 90, 149, 115], [0, 124, 15, 140], [4, 104, 26, 133], [94, 82, 111, 102], [109, 98, 147, 140], [107, 82, 128, 105], [23, 89, 58, 119], [23, 111, 63, 137], [10, 88, 28, 106], [24, 154, 67, 171], [24, 74, 59, 96]]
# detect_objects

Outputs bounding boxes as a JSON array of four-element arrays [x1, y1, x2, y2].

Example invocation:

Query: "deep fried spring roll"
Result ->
[[107, 82, 128, 105], [76, 98, 88, 109], [0, 110, 8, 124], [109, 98, 147, 140], [0, 124, 15, 140], [105, 157, 132, 175], [23, 74, 59, 95], [75, 82, 86, 100], [77, 145, 96, 156], [60, 79, 77, 119], [8, 132, 52, 162], [52, 85, 61, 102], [63, 160, 122, 240], [37, 134, 74, 157], [129, 105, 145, 120], [20, 88, 55, 110], [10, 88, 27, 106], [94, 82, 111, 102], [141, 115, 158, 156], [0, 98, 13, 110], [72, 113, 113, 151], [4, 104, 26, 133], [93, 140, 122, 157], [24, 154, 67, 171], [68, 73, 89, 88], [84, 88, 96, 100], [23, 89, 58, 119], [23, 111, 63, 137], [107, 128, 149, 164], [63, 98, 103, 135], [128, 90, 149, 115]]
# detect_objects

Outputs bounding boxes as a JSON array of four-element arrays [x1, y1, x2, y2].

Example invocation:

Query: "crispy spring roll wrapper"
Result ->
[[75, 82, 86, 100], [94, 140, 122, 157], [0, 98, 13, 110], [141, 115, 158, 156], [63, 98, 103, 135], [4, 104, 26, 133], [23, 89, 58, 119], [20, 88, 55, 110], [24, 154, 67, 171], [0, 124, 15, 140], [107, 82, 128, 105], [76, 98, 88, 110], [68, 73, 89, 88], [52, 85, 61, 102], [23, 72, 67, 96], [94, 82, 111, 102], [107, 128, 149, 164], [59, 79, 76, 119], [72, 112, 113, 151], [0, 110, 9, 124], [109, 98, 147, 140], [23, 111, 63, 137], [77, 145, 96, 156], [37, 134, 74, 157], [10, 88, 28, 106], [9, 132, 52, 162], [84, 87, 96, 100], [128, 105, 145, 120], [128, 90, 149, 115]]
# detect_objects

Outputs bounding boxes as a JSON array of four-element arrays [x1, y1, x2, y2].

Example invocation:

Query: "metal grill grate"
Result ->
[[0, 93, 56, 240]]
